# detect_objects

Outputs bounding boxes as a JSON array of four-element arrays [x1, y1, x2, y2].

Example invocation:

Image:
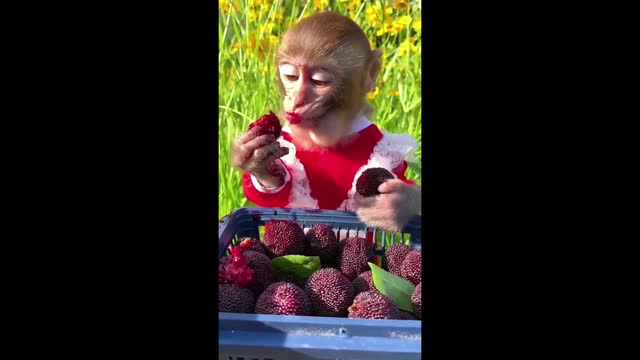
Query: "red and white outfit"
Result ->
[[242, 116, 418, 211]]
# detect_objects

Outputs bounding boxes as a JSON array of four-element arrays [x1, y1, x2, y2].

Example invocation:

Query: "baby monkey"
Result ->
[[231, 11, 421, 232]]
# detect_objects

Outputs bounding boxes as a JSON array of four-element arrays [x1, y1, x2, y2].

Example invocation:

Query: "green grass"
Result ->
[[218, 0, 422, 218]]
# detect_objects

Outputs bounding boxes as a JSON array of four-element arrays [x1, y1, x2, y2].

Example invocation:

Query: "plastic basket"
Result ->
[[218, 207, 422, 360]]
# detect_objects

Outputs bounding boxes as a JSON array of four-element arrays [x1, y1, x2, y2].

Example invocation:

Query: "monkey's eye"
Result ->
[[311, 79, 330, 87], [284, 75, 299, 81]]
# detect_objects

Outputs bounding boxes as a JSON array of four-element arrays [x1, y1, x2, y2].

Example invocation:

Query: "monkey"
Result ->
[[230, 11, 421, 232]]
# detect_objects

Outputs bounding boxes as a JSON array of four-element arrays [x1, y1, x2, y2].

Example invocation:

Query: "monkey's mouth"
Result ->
[[285, 112, 304, 125]]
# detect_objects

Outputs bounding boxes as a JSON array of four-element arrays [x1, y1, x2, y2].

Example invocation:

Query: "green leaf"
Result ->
[[369, 262, 416, 312], [272, 255, 321, 278]]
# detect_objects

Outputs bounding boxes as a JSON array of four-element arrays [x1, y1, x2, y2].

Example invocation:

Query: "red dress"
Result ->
[[242, 117, 417, 211]]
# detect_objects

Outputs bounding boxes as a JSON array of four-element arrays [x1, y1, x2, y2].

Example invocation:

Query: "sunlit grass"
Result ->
[[218, 0, 422, 218]]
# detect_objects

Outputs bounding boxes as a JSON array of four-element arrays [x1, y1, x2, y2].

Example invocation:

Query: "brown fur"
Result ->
[[275, 12, 382, 149]]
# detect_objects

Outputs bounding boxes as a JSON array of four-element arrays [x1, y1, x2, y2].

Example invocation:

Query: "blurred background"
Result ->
[[218, 0, 422, 217]]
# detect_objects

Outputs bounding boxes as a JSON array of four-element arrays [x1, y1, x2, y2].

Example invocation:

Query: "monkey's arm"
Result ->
[[241, 161, 292, 207], [354, 180, 422, 232]]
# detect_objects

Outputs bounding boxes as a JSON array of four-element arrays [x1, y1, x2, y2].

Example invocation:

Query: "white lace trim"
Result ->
[[277, 137, 319, 209], [249, 159, 291, 194], [339, 132, 418, 211]]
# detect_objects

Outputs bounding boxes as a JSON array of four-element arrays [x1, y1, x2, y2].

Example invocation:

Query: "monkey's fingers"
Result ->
[[240, 133, 277, 158], [236, 127, 266, 146], [250, 141, 282, 164], [377, 179, 406, 194], [353, 194, 377, 211], [262, 146, 289, 165]]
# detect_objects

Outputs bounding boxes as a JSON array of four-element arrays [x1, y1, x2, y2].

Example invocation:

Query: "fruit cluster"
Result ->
[[219, 220, 422, 320]]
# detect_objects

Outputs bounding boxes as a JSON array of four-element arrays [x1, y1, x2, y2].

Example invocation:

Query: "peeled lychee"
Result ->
[[218, 247, 254, 288], [356, 167, 395, 197], [248, 111, 282, 138]]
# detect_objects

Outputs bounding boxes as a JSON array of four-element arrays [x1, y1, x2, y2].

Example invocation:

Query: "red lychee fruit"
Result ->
[[248, 111, 282, 138]]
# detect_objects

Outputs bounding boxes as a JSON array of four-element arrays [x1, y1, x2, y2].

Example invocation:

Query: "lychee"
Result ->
[[356, 167, 395, 197]]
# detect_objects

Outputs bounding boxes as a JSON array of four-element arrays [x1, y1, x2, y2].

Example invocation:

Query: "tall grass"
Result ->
[[218, 0, 422, 217]]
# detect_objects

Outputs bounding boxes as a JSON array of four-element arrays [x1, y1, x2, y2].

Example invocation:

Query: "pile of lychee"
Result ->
[[219, 220, 422, 320]]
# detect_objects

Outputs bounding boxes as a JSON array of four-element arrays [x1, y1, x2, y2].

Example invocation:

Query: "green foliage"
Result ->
[[368, 261, 415, 312]]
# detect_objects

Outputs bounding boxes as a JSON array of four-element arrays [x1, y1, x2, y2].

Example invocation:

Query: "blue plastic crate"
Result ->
[[218, 207, 422, 360]]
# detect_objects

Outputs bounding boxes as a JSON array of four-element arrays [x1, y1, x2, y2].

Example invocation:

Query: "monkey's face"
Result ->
[[278, 62, 339, 127]]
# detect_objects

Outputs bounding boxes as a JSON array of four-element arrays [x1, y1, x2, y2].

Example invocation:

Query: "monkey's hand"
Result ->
[[231, 127, 290, 188], [354, 180, 421, 233]]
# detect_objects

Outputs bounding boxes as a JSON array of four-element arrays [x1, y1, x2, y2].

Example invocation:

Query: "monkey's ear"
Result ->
[[364, 49, 383, 93]]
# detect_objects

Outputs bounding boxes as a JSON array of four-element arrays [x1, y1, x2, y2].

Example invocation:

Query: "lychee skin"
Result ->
[[401, 249, 422, 285], [352, 270, 375, 296], [255, 282, 312, 316], [348, 290, 402, 320], [275, 270, 308, 289], [238, 237, 267, 256], [248, 111, 282, 139], [337, 237, 375, 280], [219, 283, 255, 313], [383, 243, 412, 276], [305, 223, 338, 265], [263, 220, 306, 258], [399, 310, 417, 320], [305, 268, 355, 317], [411, 281, 422, 319], [356, 167, 395, 197], [242, 250, 275, 295]]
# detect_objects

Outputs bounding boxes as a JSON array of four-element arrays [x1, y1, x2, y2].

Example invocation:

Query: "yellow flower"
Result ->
[[269, 10, 284, 21], [389, 90, 400, 97], [382, 18, 400, 36], [248, 0, 263, 6], [314, 0, 329, 11], [339, 0, 349, 2], [376, 27, 386, 37], [395, 15, 412, 27], [384, 6, 394, 17], [262, 65, 269, 77], [229, 42, 241, 55], [398, 38, 418, 56], [269, 35, 279, 46], [347, 0, 360, 11], [412, 18, 421, 32], [219, 0, 240, 15], [248, 9, 258, 21], [264, 23, 275, 34], [259, 5, 270, 16], [394, 0, 410, 11], [366, 3, 383, 27], [367, 86, 380, 100]]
